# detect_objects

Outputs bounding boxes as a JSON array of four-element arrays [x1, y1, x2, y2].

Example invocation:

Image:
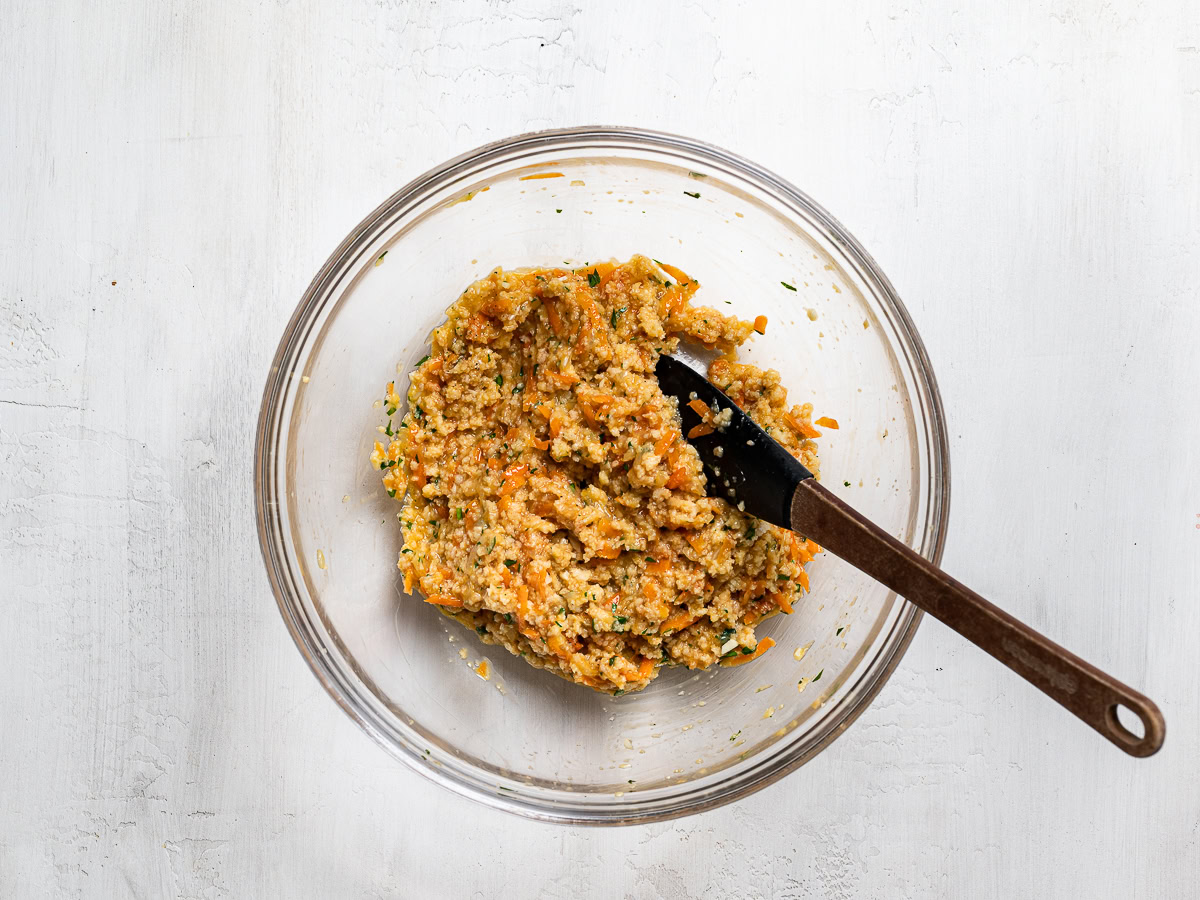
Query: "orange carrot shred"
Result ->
[[722, 636, 775, 666], [498, 464, 529, 496], [518, 172, 564, 180], [687, 398, 711, 419], [532, 436, 550, 451], [687, 423, 715, 439], [657, 261, 692, 284], [637, 656, 655, 679], [424, 594, 463, 608], [814, 416, 839, 429], [753, 314, 768, 334]]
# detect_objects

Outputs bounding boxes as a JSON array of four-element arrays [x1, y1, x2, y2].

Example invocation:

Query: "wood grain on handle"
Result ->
[[791, 480, 1165, 758]]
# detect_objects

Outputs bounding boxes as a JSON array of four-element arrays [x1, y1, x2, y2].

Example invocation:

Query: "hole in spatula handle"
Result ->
[[1104, 697, 1164, 757]]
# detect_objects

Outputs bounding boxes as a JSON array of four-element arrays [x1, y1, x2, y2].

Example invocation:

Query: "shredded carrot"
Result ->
[[486, 456, 503, 471], [531, 436, 550, 450], [814, 416, 839, 429], [412, 461, 426, 490], [498, 464, 529, 496], [772, 591, 794, 614], [797, 566, 810, 593], [657, 261, 692, 284], [646, 556, 670, 576], [753, 314, 768, 334], [529, 568, 547, 600], [549, 412, 563, 438], [536, 403, 554, 419], [596, 518, 620, 537], [500, 567, 513, 588], [593, 544, 622, 559], [636, 656, 655, 679], [424, 594, 463, 608], [665, 466, 688, 489], [596, 262, 618, 291], [544, 370, 578, 388], [519, 171, 564, 180], [686, 532, 707, 555], [577, 397, 598, 425], [659, 610, 699, 634], [722, 636, 775, 666], [807, 538, 820, 555], [788, 533, 812, 565], [544, 298, 565, 339], [643, 581, 660, 602], [687, 398, 711, 419], [687, 423, 715, 439], [402, 566, 414, 594], [784, 411, 821, 439], [661, 286, 686, 319], [516, 584, 537, 638]]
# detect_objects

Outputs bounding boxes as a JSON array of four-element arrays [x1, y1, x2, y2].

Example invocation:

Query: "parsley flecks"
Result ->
[[416, 354, 430, 366], [385, 419, 393, 436], [555, 209, 562, 214], [495, 374, 504, 388], [503, 559, 517, 568], [844, 481, 851, 487], [587, 269, 601, 288], [611, 306, 626, 328], [836, 627, 844, 636], [512, 384, 524, 394], [456, 508, 464, 520], [781, 281, 797, 291], [386, 406, 398, 416], [744, 525, 756, 541], [684, 191, 700, 198], [644, 556, 656, 563], [813, 669, 823, 682]]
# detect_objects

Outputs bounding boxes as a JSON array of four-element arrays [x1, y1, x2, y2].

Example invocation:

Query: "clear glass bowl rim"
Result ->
[[254, 125, 952, 824]]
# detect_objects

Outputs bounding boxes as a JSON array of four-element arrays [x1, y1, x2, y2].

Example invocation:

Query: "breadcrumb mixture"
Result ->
[[371, 255, 822, 693]]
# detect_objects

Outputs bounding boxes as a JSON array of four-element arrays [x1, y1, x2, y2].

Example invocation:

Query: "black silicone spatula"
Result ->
[[655, 353, 1165, 757]]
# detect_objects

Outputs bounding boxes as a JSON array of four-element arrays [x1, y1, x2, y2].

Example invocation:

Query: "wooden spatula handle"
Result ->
[[791, 480, 1165, 757]]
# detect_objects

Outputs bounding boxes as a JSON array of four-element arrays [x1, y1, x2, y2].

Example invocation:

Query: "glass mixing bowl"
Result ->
[[255, 127, 950, 823]]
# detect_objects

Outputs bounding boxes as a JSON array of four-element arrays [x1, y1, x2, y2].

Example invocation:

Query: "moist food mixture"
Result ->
[[371, 256, 824, 693]]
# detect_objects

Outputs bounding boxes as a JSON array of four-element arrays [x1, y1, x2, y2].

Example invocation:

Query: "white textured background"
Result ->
[[2, 1, 1198, 897]]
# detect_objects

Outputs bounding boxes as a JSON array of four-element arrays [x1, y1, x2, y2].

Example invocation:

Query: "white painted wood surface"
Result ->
[[3, 1, 1198, 896]]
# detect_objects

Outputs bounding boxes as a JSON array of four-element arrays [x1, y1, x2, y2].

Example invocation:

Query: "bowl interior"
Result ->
[[259, 131, 947, 822]]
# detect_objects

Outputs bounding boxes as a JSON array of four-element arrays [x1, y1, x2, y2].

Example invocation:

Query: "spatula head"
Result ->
[[654, 354, 813, 530]]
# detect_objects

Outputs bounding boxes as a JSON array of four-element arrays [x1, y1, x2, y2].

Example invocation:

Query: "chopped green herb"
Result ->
[[555, 209, 562, 214], [416, 354, 430, 366], [781, 281, 797, 291], [611, 306, 626, 328], [729, 730, 741, 741], [401, 548, 412, 554], [387, 489, 397, 498], [386, 406, 397, 416], [456, 508, 464, 520], [495, 374, 504, 388], [744, 526, 756, 540], [684, 191, 700, 198], [813, 669, 823, 682], [587, 269, 601, 288], [836, 627, 844, 636], [644, 556, 656, 563], [741, 646, 754, 655], [385, 419, 393, 436], [844, 481, 851, 487], [476, 625, 487, 635], [503, 559, 517, 568], [512, 384, 524, 394]]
